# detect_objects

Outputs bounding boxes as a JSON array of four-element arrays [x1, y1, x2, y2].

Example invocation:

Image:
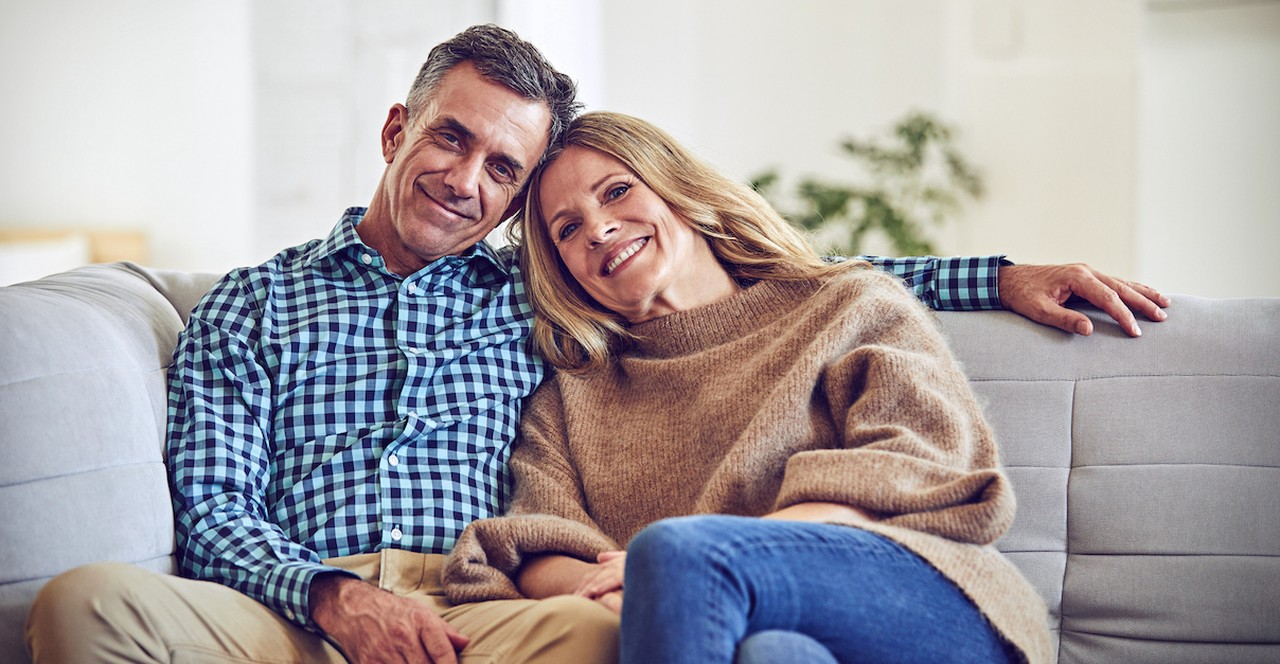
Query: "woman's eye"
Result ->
[[605, 184, 629, 200], [557, 222, 579, 241]]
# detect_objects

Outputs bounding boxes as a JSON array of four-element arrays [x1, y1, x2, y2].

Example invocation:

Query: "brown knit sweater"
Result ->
[[443, 269, 1052, 663]]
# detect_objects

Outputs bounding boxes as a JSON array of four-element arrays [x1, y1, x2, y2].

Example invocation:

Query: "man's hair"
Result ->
[[514, 111, 862, 373], [406, 24, 582, 159]]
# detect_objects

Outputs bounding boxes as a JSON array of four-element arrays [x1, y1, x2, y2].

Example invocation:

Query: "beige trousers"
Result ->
[[26, 550, 619, 663]]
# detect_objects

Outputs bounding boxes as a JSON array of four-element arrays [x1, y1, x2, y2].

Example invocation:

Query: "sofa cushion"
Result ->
[[939, 296, 1280, 664], [0, 263, 220, 661]]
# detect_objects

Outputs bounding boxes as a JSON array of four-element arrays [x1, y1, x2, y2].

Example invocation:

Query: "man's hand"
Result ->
[[998, 263, 1169, 337], [310, 574, 469, 664]]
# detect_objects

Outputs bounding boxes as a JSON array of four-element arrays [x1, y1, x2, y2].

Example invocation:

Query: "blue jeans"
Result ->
[[620, 515, 1014, 664]]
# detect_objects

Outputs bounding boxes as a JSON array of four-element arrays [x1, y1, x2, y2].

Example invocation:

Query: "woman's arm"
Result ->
[[774, 272, 1016, 545], [443, 381, 620, 604], [516, 554, 600, 598]]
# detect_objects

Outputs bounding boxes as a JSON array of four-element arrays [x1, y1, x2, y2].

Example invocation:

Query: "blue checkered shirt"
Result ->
[[166, 208, 1006, 628]]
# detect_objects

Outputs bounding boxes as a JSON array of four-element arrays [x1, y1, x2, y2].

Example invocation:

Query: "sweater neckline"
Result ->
[[627, 279, 820, 357]]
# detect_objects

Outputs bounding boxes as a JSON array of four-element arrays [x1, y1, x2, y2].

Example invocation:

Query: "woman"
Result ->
[[443, 112, 1051, 664]]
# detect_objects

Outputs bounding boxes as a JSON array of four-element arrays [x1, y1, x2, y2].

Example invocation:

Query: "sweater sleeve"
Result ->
[[443, 380, 619, 604], [773, 272, 1015, 545]]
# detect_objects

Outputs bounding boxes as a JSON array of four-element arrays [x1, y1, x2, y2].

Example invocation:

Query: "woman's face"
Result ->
[[537, 145, 735, 323]]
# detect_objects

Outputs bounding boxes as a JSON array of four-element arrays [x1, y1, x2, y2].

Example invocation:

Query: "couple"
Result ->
[[27, 24, 1165, 664]]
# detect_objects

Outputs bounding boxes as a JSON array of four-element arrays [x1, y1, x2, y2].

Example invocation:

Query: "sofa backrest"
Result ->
[[938, 298, 1280, 663], [1, 263, 1277, 663], [0, 263, 220, 661]]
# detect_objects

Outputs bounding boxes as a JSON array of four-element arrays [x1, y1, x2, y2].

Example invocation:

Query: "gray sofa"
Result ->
[[1, 262, 1277, 663]]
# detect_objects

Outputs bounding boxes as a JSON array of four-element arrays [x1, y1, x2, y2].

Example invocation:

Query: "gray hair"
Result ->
[[406, 24, 582, 160]]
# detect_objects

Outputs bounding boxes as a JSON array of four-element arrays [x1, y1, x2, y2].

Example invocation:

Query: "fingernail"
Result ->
[[1076, 320, 1091, 336], [1156, 309, 1167, 320]]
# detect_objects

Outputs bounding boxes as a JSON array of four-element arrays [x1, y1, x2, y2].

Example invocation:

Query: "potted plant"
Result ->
[[752, 111, 983, 256]]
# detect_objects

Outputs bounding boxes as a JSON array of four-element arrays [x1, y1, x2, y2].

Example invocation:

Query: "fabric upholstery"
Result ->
[[0, 264, 1276, 663]]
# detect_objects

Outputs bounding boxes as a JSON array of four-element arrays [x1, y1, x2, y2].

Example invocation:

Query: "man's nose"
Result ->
[[442, 155, 483, 199]]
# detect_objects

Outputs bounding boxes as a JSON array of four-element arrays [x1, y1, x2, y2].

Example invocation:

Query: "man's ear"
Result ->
[[381, 104, 410, 164]]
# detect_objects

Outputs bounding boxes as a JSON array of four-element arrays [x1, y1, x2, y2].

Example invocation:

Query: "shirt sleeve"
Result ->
[[773, 271, 1016, 545], [852, 254, 1008, 311], [442, 380, 619, 604], [166, 273, 354, 630]]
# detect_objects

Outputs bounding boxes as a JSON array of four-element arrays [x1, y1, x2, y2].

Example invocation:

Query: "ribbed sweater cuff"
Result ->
[[442, 515, 616, 604]]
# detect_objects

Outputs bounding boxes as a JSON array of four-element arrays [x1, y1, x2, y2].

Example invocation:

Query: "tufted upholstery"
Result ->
[[0, 262, 1277, 662]]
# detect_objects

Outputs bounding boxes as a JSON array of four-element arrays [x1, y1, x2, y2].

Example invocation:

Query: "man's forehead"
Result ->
[[414, 63, 551, 150]]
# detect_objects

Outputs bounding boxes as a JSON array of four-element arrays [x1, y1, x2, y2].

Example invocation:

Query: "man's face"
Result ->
[[366, 61, 552, 275]]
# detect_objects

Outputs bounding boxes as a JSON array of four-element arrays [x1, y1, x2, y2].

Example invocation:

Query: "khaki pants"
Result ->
[[26, 550, 619, 663]]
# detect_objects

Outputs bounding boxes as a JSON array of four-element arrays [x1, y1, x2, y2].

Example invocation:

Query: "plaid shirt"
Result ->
[[167, 207, 1006, 628]]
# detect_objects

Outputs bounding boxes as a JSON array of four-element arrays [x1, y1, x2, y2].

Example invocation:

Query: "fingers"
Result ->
[[596, 550, 626, 563], [1126, 279, 1171, 308], [1114, 280, 1170, 323], [575, 571, 624, 598], [419, 618, 469, 664], [1071, 273, 1141, 337], [594, 590, 624, 614]]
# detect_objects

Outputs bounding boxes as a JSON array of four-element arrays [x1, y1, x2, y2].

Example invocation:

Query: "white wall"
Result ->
[[0, 0, 253, 274], [1138, 0, 1280, 298], [3, 1, 1276, 296]]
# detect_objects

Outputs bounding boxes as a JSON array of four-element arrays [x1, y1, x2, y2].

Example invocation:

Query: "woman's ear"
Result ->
[[381, 104, 410, 164]]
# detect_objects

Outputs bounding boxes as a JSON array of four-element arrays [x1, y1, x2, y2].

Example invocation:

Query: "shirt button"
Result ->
[[361, 253, 373, 265], [283, 608, 296, 622], [388, 454, 399, 467], [406, 282, 419, 295], [391, 527, 403, 541]]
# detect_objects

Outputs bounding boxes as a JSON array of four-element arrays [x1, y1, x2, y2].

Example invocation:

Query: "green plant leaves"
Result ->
[[751, 111, 983, 256]]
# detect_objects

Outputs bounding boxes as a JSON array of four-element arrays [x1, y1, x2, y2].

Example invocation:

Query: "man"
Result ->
[[26, 24, 1166, 664]]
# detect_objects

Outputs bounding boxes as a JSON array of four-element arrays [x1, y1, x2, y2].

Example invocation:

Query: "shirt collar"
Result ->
[[302, 207, 515, 277]]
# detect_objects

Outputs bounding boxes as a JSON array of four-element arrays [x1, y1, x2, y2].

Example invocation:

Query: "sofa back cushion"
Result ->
[[0, 263, 220, 661], [939, 298, 1280, 664]]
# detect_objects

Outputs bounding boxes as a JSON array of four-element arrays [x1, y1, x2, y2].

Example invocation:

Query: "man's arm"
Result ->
[[166, 274, 354, 629], [859, 255, 1169, 337]]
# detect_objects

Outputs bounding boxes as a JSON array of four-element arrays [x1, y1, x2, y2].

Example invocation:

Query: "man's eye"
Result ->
[[492, 163, 513, 180], [557, 222, 579, 241], [438, 132, 461, 146]]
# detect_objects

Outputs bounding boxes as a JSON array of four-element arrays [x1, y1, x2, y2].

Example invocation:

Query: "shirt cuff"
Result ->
[[930, 255, 1008, 311], [263, 560, 360, 631]]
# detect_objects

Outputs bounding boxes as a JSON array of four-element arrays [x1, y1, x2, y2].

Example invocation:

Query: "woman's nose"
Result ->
[[584, 214, 619, 246]]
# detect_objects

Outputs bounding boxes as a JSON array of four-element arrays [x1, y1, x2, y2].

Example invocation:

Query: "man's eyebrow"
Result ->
[[435, 116, 526, 176], [434, 116, 476, 143]]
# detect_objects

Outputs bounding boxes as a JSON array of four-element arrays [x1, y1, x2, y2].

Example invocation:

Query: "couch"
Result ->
[[1, 261, 1277, 663]]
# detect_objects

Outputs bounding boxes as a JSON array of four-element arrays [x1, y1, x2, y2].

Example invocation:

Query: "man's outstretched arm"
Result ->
[[860, 255, 1169, 337]]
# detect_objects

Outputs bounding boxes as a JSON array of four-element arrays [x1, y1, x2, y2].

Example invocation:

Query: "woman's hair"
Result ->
[[515, 111, 861, 373]]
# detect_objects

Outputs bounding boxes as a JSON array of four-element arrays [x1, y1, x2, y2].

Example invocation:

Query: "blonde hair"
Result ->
[[514, 111, 861, 373]]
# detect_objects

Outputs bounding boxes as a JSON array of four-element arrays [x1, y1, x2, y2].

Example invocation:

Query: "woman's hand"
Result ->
[[574, 550, 627, 613], [515, 552, 627, 614]]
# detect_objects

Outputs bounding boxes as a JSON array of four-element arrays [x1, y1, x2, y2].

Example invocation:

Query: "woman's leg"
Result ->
[[620, 514, 1014, 664]]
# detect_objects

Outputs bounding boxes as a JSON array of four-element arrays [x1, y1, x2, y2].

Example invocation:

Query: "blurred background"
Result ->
[[1, 0, 1277, 297]]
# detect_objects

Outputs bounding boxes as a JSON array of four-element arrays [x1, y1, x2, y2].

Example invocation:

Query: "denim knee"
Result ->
[[735, 630, 838, 664], [628, 514, 738, 559]]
